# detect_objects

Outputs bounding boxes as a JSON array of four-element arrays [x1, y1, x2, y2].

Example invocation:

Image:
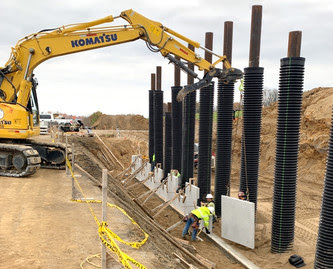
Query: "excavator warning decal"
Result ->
[[174, 44, 188, 55], [149, 25, 160, 36], [71, 34, 117, 48]]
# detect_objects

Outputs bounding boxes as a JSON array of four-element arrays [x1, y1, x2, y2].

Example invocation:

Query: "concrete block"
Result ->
[[221, 196, 255, 249], [131, 155, 203, 219]]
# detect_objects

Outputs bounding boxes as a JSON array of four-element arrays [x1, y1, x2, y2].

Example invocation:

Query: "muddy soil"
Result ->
[[2, 86, 331, 269], [74, 87, 333, 268], [71, 134, 242, 269]]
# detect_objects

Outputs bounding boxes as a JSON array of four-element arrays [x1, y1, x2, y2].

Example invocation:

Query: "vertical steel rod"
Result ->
[[187, 44, 195, 85], [249, 5, 262, 67], [156, 66, 162, 91], [174, 56, 181, 86], [151, 73, 156, 91], [288, 31, 302, 57], [223, 22, 233, 68], [204, 32, 213, 64]]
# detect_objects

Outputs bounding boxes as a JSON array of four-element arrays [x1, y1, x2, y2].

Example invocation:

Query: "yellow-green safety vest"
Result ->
[[207, 201, 216, 216], [191, 207, 211, 229]]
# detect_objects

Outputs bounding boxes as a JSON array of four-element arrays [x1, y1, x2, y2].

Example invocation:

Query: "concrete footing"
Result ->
[[131, 155, 260, 269]]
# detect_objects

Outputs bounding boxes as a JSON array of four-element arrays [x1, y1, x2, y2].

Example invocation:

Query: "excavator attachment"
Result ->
[[176, 67, 243, 102]]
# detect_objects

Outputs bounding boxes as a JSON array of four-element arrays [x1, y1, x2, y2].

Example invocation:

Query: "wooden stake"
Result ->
[[127, 172, 153, 190], [153, 192, 180, 218], [141, 179, 167, 205], [115, 156, 138, 179], [121, 161, 147, 186], [173, 253, 199, 269], [71, 142, 77, 199], [102, 169, 108, 269], [166, 219, 184, 232], [66, 136, 69, 176], [95, 133, 124, 169]]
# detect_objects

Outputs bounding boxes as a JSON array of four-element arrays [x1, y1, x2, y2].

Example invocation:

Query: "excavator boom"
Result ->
[[0, 9, 242, 177]]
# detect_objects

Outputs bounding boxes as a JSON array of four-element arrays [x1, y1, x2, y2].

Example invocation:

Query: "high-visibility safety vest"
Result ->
[[191, 207, 211, 229], [207, 201, 216, 216]]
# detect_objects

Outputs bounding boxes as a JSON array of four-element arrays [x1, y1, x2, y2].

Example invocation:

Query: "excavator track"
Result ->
[[27, 140, 71, 170], [0, 143, 41, 177]]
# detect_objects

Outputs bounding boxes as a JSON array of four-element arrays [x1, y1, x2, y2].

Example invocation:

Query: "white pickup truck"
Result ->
[[39, 113, 83, 134], [40, 113, 57, 134]]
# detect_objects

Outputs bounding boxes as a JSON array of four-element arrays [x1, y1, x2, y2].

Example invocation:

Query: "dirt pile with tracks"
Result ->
[[221, 87, 333, 268], [84, 113, 149, 130]]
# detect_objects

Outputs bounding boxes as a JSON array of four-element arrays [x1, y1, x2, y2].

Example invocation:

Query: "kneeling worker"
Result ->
[[182, 206, 214, 241]]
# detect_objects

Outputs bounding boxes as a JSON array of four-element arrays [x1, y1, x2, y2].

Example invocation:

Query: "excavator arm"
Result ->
[[0, 9, 243, 177], [0, 9, 242, 108]]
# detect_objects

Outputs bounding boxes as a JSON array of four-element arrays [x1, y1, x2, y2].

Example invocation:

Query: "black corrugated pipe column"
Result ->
[[181, 91, 196, 187], [197, 82, 214, 202], [149, 89, 155, 163], [315, 109, 333, 268], [214, 80, 234, 216], [214, 21, 234, 217], [163, 111, 172, 177], [154, 90, 164, 169], [271, 57, 305, 253], [171, 86, 183, 172], [149, 74, 156, 163], [239, 67, 264, 207]]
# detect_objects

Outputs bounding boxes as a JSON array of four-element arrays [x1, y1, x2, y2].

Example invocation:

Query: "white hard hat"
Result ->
[[206, 194, 213, 199], [208, 207, 215, 214]]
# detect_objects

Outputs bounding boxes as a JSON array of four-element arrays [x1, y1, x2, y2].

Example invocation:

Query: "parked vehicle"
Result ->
[[194, 143, 215, 169]]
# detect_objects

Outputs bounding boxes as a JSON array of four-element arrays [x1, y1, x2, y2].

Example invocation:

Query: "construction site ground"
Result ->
[[0, 131, 241, 269], [1, 87, 332, 268]]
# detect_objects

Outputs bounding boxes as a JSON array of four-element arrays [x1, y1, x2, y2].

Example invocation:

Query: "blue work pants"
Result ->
[[182, 215, 198, 240]]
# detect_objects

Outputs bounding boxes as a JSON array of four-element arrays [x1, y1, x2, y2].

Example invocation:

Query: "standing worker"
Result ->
[[238, 191, 246, 200], [182, 206, 214, 241], [205, 194, 216, 223], [205, 194, 215, 209], [151, 153, 155, 171]]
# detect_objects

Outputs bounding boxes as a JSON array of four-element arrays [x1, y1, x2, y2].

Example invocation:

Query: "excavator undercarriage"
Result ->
[[0, 140, 70, 177]]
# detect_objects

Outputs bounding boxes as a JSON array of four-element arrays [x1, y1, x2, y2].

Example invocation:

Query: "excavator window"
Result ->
[[28, 77, 40, 126]]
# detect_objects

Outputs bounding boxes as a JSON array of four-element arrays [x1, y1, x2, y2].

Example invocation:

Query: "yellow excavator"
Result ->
[[0, 9, 242, 177]]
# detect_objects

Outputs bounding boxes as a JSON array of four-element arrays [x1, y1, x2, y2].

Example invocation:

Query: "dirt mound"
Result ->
[[89, 114, 148, 130], [222, 87, 333, 268]]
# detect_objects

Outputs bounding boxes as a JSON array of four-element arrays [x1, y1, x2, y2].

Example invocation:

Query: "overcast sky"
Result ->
[[1, 0, 332, 118]]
